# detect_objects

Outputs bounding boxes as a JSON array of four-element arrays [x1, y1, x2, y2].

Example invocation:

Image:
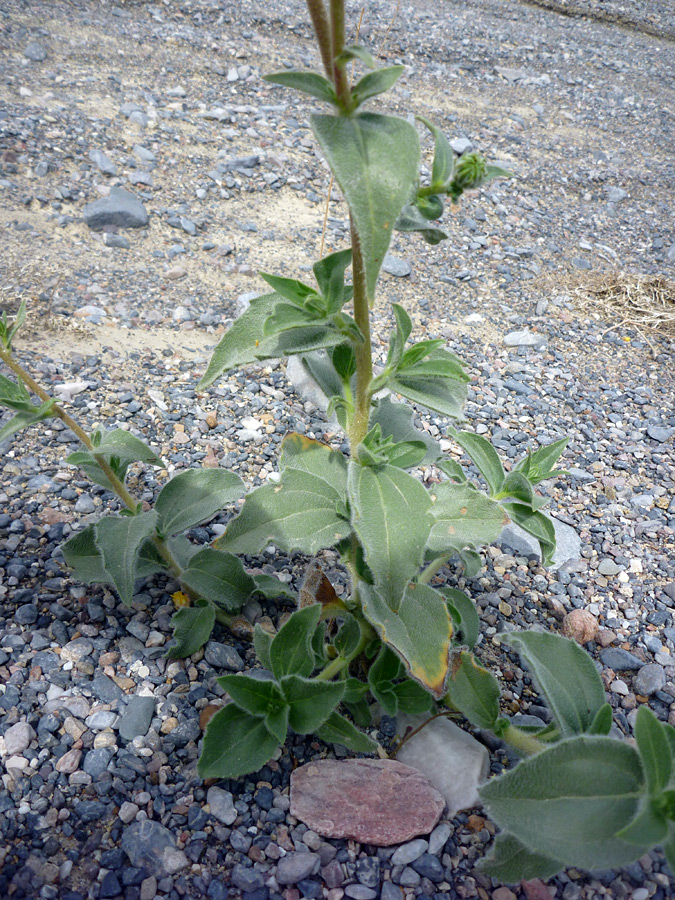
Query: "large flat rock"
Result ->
[[83, 187, 148, 231], [290, 758, 445, 846]]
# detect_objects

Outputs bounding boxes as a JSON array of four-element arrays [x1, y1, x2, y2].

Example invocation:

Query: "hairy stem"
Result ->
[[305, 0, 333, 79], [501, 723, 545, 757], [314, 616, 373, 681], [329, 0, 351, 109], [348, 219, 373, 452], [418, 555, 450, 585], [0, 345, 138, 511]]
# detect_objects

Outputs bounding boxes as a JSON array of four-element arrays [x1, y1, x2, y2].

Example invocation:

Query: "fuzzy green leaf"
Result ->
[[390, 350, 469, 419], [259, 273, 317, 306], [502, 631, 607, 737], [270, 604, 323, 680], [336, 45, 376, 68], [252, 574, 296, 600], [502, 503, 556, 566], [0, 399, 57, 443], [352, 66, 405, 106], [67, 428, 163, 490], [312, 247, 353, 314], [427, 482, 508, 556], [444, 588, 480, 649], [315, 711, 378, 752], [394, 203, 449, 244], [334, 614, 362, 658], [218, 434, 350, 556], [480, 736, 648, 868], [634, 705, 672, 794], [445, 650, 500, 730], [155, 468, 245, 537], [264, 70, 338, 104], [514, 437, 568, 485], [311, 113, 419, 302], [348, 462, 432, 609], [616, 798, 668, 846], [253, 624, 274, 671], [458, 548, 482, 578], [478, 832, 564, 882], [217, 673, 286, 718], [180, 548, 255, 612], [452, 430, 505, 494], [417, 115, 455, 187], [94, 510, 158, 605], [369, 397, 440, 464], [61, 525, 113, 586], [361, 582, 453, 698], [393, 679, 436, 715], [588, 702, 614, 735], [0, 374, 35, 412], [280, 674, 345, 733], [167, 600, 216, 659], [198, 704, 280, 779]]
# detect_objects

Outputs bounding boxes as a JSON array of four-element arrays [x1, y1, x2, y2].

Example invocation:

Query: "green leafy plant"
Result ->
[[2, 0, 662, 885]]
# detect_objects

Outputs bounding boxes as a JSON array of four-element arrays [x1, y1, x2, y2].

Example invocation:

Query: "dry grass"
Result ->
[[539, 271, 675, 352]]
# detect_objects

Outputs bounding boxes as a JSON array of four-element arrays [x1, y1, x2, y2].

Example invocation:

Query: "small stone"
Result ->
[[605, 186, 628, 203], [276, 851, 321, 885], [391, 839, 428, 867], [647, 425, 674, 443], [396, 715, 489, 816], [232, 865, 265, 892], [633, 664, 666, 696], [83, 747, 112, 778], [562, 609, 599, 644], [24, 42, 47, 61], [600, 648, 644, 671], [428, 822, 452, 856], [89, 149, 118, 176], [119, 695, 156, 740], [3, 722, 36, 755], [380, 884, 403, 900], [204, 641, 244, 670], [91, 674, 124, 703], [492, 888, 517, 900], [104, 233, 131, 249], [290, 759, 445, 846], [410, 853, 444, 882], [382, 254, 412, 278], [62, 638, 94, 662], [83, 187, 148, 231], [121, 820, 188, 877], [206, 786, 237, 825], [503, 329, 547, 348], [119, 801, 140, 824], [345, 886, 377, 900], [598, 559, 621, 576], [55, 748, 82, 774], [450, 137, 473, 154], [86, 710, 118, 730]]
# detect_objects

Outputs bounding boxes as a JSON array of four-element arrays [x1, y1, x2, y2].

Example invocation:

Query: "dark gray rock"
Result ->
[[89, 149, 118, 176], [276, 851, 321, 884], [104, 233, 131, 249], [600, 648, 644, 671], [633, 664, 666, 696], [91, 674, 124, 703], [24, 42, 47, 61], [118, 695, 155, 740], [83, 748, 113, 778], [231, 864, 265, 892], [83, 187, 148, 231], [204, 641, 244, 671], [121, 820, 189, 877], [647, 425, 673, 443]]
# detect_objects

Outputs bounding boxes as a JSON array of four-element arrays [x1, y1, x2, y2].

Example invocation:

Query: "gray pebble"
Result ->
[[390, 838, 428, 867], [600, 648, 644, 671], [89, 149, 118, 176], [24, 42, 47, 61], [83, 187, 148, 231], [118, 695, 155, 740], [121, 820, 188, 877], [207, 786, 237, 825], [633, 664, 666, 696], [276, 851, 320, 884], [204, 641, 244, 670], [382, 254, 412, 278]]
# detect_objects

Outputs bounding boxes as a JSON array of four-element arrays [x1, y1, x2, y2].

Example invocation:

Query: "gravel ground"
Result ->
[[0, 1, 674, 899]]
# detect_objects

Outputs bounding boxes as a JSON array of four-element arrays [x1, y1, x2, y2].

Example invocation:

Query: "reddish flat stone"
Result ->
[[290, 758, 446, 846]]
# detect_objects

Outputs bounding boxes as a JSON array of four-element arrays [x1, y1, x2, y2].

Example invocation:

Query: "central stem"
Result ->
[[349, 219, 373, 452], [329, 0, 351, 109]]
